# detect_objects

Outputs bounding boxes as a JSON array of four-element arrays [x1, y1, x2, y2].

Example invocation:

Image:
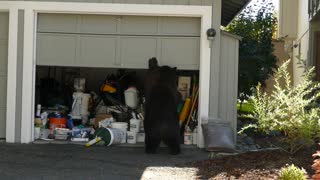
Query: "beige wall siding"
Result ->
[[293, 34, 309, 86], [279, 0, 310, 86], [0, 12, 8, 138], [292, 0, 309, 86]]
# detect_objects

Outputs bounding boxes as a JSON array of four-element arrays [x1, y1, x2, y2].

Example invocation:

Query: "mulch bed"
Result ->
[[187, 146, 316, 180]]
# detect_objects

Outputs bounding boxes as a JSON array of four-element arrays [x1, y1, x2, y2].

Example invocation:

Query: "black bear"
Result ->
[[144, 58, 181, 155]]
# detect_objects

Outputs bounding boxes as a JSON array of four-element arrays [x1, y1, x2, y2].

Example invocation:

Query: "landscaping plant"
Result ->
[[250, 60, 320, 154], [278, 164, 307, 180]]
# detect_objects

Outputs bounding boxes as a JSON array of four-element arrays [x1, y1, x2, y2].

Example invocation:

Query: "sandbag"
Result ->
[[202, 121, 235, 152]]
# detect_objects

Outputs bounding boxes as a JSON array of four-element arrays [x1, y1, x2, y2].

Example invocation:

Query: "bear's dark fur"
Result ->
[[144, 58, 181, 155]]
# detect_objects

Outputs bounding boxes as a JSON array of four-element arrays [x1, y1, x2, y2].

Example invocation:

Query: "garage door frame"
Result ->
[[2, 1, 218, 148]]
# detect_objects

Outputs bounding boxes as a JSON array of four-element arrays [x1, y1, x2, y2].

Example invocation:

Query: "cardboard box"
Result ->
[[94, 114, 113, 128], [178, 76, 191, 100]]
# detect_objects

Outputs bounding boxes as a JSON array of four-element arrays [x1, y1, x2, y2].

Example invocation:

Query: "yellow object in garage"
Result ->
[[102, 84, 117, 93], [179, 98, 191, 124]]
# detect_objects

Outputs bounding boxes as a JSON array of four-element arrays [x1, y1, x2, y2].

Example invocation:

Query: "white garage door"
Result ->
[[0, 12, 8, 138], [36, 14, 201, 70]]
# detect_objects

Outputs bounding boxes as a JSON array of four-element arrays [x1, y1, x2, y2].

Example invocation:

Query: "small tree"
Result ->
[[251, 60, 320, 154], [226, 0, 278, 103]]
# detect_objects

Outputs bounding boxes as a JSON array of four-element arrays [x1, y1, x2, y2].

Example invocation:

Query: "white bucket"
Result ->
[[106, 128, 125, 146], [34, 127, 41, 139], [40, 128, 50, 139], [111, 122, 128, 143], [137, 133, 145, 143], [124, 87, 139, 109], [130, 119, 141, 133], [127, 131, 137, 144]]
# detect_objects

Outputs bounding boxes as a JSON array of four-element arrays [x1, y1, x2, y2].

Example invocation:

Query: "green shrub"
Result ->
[[278, 164, 306, 180], [250, 60, 320, 154]]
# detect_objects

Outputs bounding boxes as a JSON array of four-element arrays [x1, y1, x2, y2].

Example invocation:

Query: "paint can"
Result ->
[[184, 127, 193, 145], [129, 119, 141, 132], [127, 131, 137, 144], [111, 122, 128, 143]]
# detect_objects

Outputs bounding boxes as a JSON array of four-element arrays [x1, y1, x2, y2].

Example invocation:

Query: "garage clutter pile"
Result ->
[[34, 70, 199, 147]]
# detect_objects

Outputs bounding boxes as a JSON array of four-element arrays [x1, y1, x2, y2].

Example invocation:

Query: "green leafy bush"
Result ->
[[278, 164, 306, 180], [251, 60, 320, 154]]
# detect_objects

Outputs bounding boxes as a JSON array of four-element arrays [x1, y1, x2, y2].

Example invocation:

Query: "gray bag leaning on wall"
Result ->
[[202, 120, 235, 152]]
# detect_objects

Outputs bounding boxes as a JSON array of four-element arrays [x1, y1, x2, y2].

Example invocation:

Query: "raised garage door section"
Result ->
[[0, 12, 8, 138], [37, 14, 201, 70]]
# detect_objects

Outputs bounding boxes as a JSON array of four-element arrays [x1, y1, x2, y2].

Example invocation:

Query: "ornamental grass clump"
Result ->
[[278, 164, 307, 180], [251, 60, 320, 154]]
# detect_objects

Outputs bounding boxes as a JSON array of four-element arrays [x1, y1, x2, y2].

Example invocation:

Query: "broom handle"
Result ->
[[186, 88, 199, 127], [85, 136, 102, 147]]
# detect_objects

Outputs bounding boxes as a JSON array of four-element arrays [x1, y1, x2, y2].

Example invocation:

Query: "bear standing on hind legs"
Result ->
[[144, 58, 181, 155]]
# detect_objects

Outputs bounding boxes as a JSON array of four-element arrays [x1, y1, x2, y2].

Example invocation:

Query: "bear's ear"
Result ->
[[149, 57, 158, 69]]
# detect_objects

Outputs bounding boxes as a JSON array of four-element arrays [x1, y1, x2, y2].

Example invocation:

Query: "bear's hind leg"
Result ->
[[145, 134, 161, 154], [164, 136, 181, 155]]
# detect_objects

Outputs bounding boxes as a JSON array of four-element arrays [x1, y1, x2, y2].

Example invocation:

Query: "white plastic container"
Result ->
[[137, 133, 145, 143], [130, 119, 141, 133], [127, 131, 137, 144], [111, 122, 128, 143], [106, 128, 125, 146], [184, 127, 193, 145], [192, 128, 197, 145], [124, 87, 139, 109], [34, 127, 40, 139], [71, 92, 90, 119], [40, 128, 50, 139]]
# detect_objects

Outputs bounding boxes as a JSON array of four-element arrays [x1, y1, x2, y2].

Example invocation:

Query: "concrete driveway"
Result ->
[[0, 143, 209, 180]]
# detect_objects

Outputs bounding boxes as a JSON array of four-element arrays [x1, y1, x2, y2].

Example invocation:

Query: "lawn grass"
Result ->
[[237, 101, 254, 114]]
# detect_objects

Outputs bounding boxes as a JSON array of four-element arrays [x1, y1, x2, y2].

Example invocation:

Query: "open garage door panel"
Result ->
[[0, 12, 8, 138], [36, 14, 201, 70]]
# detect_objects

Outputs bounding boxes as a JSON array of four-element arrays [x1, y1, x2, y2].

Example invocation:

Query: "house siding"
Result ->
[[280, 0, 312, 86], [219, 33, 239, 141]]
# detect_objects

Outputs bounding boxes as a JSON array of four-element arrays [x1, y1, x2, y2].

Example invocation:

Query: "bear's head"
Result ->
[[159, 66, 177, 88]]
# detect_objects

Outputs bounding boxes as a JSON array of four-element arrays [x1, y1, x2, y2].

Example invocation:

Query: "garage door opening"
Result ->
[[33, 13, 203, 147], [34, 65, 199, 146]]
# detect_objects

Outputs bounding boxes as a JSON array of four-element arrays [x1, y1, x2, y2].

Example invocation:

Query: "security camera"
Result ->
[[207, 28, 216, 40]]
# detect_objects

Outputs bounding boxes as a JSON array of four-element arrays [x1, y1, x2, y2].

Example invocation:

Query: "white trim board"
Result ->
[[6, 8, 18, 143], [1, 1, 218, 148]]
